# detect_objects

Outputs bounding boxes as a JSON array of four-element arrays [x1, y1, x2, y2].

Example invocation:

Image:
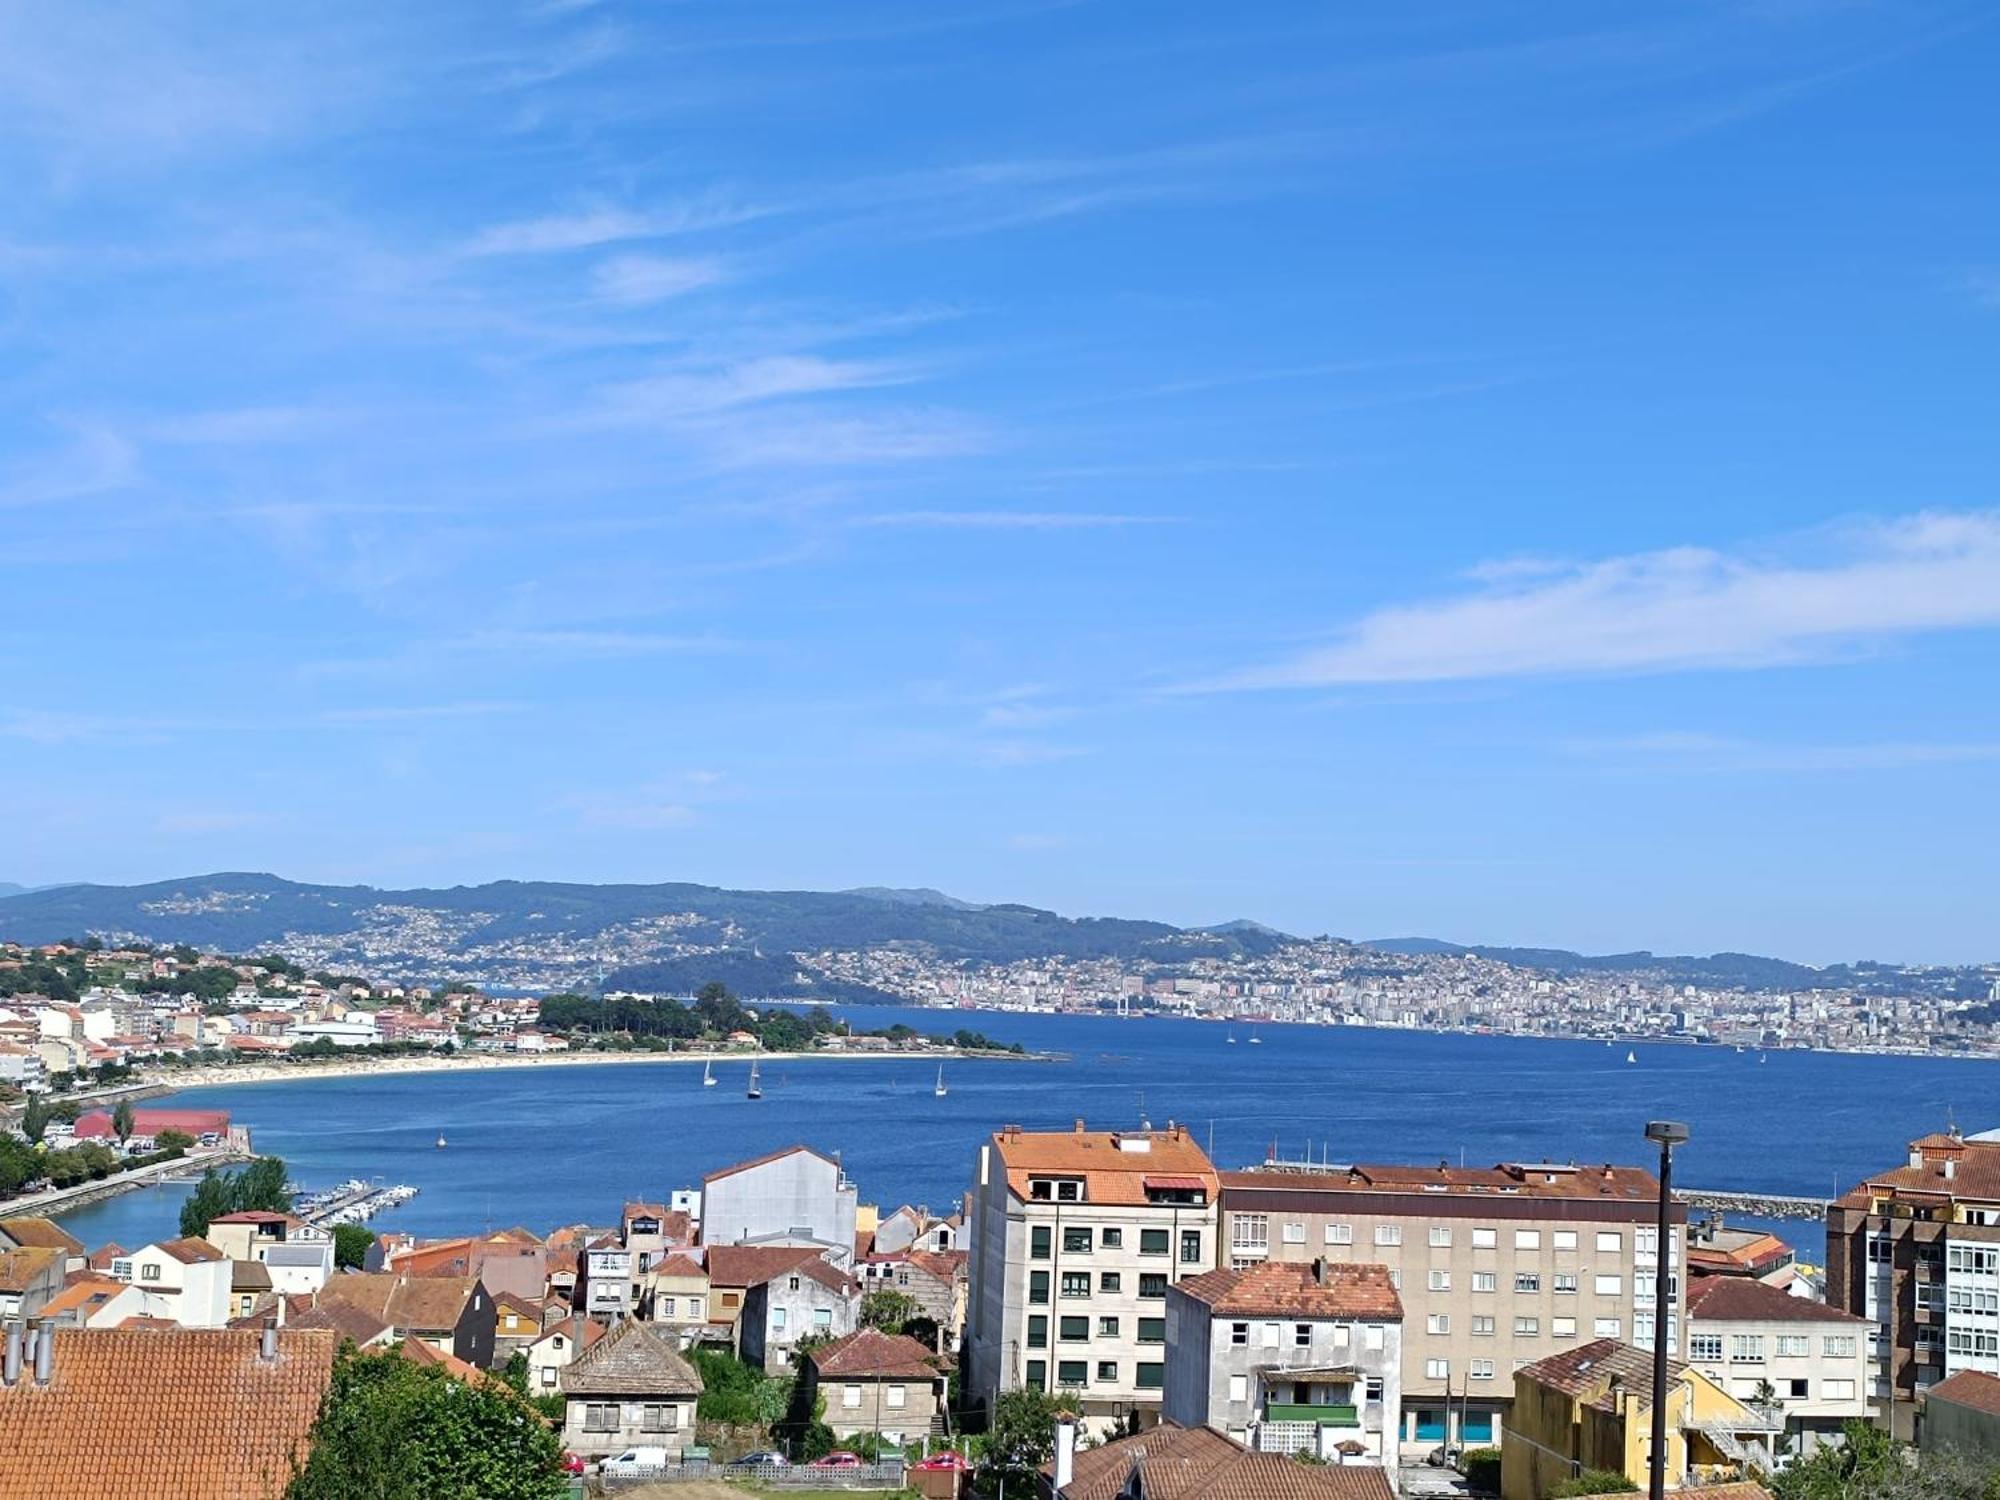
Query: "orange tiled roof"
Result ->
[[0, 1325, 336, 1500], [316, 1273, 481, 1333], [1052, 1422, 1393, 1500], [651, 1252, 707, 1281], [0, 1247, 62, 1294], [1927, 1368, 2000, 1419], [809, 1329, 939, 1380], [0, 1218, 83, 1254], [992, 1125, 1219, 1207], [1849, 1138, 2000, 1204], [1688, 1277, 1867, 1325], [36, 1276, 123, 1322], [154, 1237, 226, 1265], [1173, 1261, 1404, 1322], [704, 1245, 827, 1290], [1518, 1337, 1686, 1414]]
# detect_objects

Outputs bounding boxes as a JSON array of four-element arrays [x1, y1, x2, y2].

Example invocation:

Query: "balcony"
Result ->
[[1265, 1403, 1359, 1425]]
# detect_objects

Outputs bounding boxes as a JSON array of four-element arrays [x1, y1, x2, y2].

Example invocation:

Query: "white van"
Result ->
[[599, 1449, 673, 1475]]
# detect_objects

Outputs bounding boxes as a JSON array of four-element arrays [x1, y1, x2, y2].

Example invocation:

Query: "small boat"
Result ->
[[747, 1062, 763, 1100], [702, 1059, 716, 1088], [1227, 1031, 1237, 1044], [1735, 1046, 1745, 1054], [1625, 1051, 1636, 1065], [1759, 1053, 1768, 1064], [934, 1064, 948, 1099], [435, 1133, 447, 1149], [1248, 1029, 1262, 1045]]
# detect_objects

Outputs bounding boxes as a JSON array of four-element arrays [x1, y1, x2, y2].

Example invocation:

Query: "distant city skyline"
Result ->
[[6, 3, 2000, 964]]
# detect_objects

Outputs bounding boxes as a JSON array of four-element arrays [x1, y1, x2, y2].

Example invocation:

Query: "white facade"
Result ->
[[702, 1147, 858, 1267], [106, 1242, 233, 1328]]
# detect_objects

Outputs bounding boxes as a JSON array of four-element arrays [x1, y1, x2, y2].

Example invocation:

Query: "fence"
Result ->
[[597, 1460, 909, 1491]]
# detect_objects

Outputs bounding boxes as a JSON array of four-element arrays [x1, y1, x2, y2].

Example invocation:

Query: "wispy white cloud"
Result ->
[[1562, 732, 2000, 774], [451, 629, 739, 661], [704, 410, 987, 470], [149, 405, 328, 445], [849, 509, 1163, 530], [1206, 510, 2000, 689], [317, 701, 525, 726], [0, 424, 140, 509], [597, 355, 919, 422], [591, 253, 729, 304], [463, 200, 766, 256]]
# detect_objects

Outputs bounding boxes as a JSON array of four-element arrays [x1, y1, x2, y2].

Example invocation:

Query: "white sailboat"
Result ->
[[1247, 1028, 1262, 1045], [1625, 1050, 1637, 1064], [1226, 1030, 1237, 1044], [702, 1058, 716, 1088], [746, 1061, 763, 1100], [435, 1132, 447, 1149], [934, 1064, 948, 1099]]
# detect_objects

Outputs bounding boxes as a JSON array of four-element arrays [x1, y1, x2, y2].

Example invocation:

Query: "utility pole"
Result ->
[[1644, 1122, 1690, 1500]]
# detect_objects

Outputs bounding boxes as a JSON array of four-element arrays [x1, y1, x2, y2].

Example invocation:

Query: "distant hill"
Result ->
[[0, 884, 24, 899], [1359, 938, 1837, 992], [840, 886, 987, 912]]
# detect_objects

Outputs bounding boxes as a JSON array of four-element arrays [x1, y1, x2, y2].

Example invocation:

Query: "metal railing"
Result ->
[[598, 1460, 908, 1491]]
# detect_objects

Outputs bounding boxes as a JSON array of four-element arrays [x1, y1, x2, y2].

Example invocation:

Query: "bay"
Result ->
[[54, 1008, 1993, 1249]]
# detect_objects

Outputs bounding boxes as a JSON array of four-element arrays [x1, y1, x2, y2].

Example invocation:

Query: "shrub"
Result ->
[[1462, 1445, 1502, 1493], [1550, 1471, 1638, 1497]]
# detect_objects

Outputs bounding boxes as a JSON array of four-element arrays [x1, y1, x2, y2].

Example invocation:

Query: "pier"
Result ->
[[295, 1180, 419, 1228], [1676, 1187, 1831, 1222]]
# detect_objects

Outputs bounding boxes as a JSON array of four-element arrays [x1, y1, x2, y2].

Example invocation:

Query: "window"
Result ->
[[1594, 1318, 1622, 1338], [540, 1368, 556, 1387], [1730, 1335, 1765, 1364], [1139, 1273, 1167, 1299], [1138, 1318, 1166, 1344], [1596, 1231, 1622, 1253], [659, 1296, 676, 1317], [1283, 1221, 1306, 1244], [1430, 1226, 1453, 1247], [141, 1264, 161, 1283], [1062, 1272, 1091, 1298], [1515, 1273, 1540, 1293], [1515, 1317, 1540, 1336], [1136, 1362, 1164, 1390], [1231, 1322, 1249, 1346], [814, 1308, 831, 1329], [1059, 1316, 1089, 1342], [772, 1308, 788, 1330], [1098, 1314, 1120, 1338], [1515, 1229, 1542, 1251], [1294, 1323, 1312, 1347], [1057, 1361, 1088, 1388], [1389, 1270, 1401, 1289], [1365, 1324, 1385, 1351], [1636, 1227, 1658, 1256], [1099, 1272, 1121, 1293], [1429, 1270, 1451, 1291], [1097, 1361, 1118, 1382], [1594, 1274, 1622, 1296], [1554, 1273, 1577, 1294], [1425, 1359, 1450, 1380], [1471, 1315, 1495, 1336], [1825, 1379, 1855, 1400], [584, 1404, 619, 1432], [1261, 1321, 1281, 1348], [1375, 1225, 1403, 1247], [1554, 1230, 1578, 1251], [788, 1276, 801, 1291], [1333, 1324, 1351, 1348], [1030, 1226, 1051, 1260], [1101, 1228, 1122, 1249], [1788, 1378, 1809, 1399], [1472, 1227, 1497, 1249], [688, 1297, 703, 1319], [1689, 1334, 1723, 1361], [1140, 1229, 1169, 1256], [1470, 1359, 1495, 1380], [1228, 1373, 1248, 1403], [1326, 1223, 1352, 1245], [1776, 1336, 1809, 1357], [1472, 1272, 1497, 1293], [886, 1384, 907, 1409], [1028, 1315, 1048, 1348], [1181, 1231, 1203, 1265], [110, 1259, 133, 1281], [1427, 1313, 1451, 1335], [1029, 1271, 1050, 1305], [1063, 1226, 1093, 1254], [1552, 1317, 1577, 1338], [1824, 1336, 1856, 1358], [1365, 1377, 1384, 1403], [641, 1404, 679, 1431], [1025, 1360, 1047, 1389]]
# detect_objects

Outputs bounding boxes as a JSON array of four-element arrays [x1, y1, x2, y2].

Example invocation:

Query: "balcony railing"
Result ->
[[1264, 1403, 1359, 1425]]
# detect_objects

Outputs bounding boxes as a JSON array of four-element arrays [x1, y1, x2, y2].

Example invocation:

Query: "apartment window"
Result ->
[[1292, 1322, 1312, 1348], [1100, 1272, 1122, 1293], [1063, 1226, 1093, 1254], [1515, 1317, 1540, 1336], [1028, 1315, 1048, 1349], [1375, 1225, 1402, 1247], [1554, 1273, 1577, 1294], [1097, 1361, 1118, 1383], [1333, 1324, 1351, 1348], [583, 1404, 619, 1432], [1789, 1378, 1809, 1399], [110, 1260, 133, 1281], [1365, 1377, 1384, 1403], [1869, 1236, 1894, 1266], [1429, 1226, 1453, 1247], [1472, 1227, 1497, 1249], [1776, 1336, 1809, 1358], [1325, 1223, 1352, 1245], [1515, 1229, 1542, 1251], [1690, 1334, 1723, 1361], [1136, 1362, 1164, 1390], [772, 1308, 788, 1330], [1428, 1314, 1451, 1335], [1553, 1230, 1578, 1251], [1389, 1270, 1401, 1290], [1228, 1373, 1248, 1404], [814, 1308, 831, 1329], [1029, 1271, 1050, 1305], [1471, 1359, 1495, 1380], [1515, 1273, 1540, 1293], [1471, 1316, 1495, 1336], [1552, 1317, 1577, 1339], [1098, 1316, 1119, 1338], [1101, 1228, 1122, 1249], [1825, 1379, 1856, 1400], [1824, 1336, 1856, 1358], [1636, 1227, 1658, 1256], [1060, 1316, 1089, 1342], [1057, 1361, 1088, 1388], [1596, 1231, 1622, 1253], [640, 1404, 679, 1432], [1261, 1321, 1281, 1348], [1138, 1317, 1166, 1344], [1140, 1229, 1169, 1256], [1181, 1231, 1203, 1265], [1025, 1359, 1047, 1389], [1429, 1270, 1451, 1292], [1231, 1322, 1249, 1346], [1472, 1272, 1497, 1293], [1594, 1318, 1622, 1338], [1031, 1226, 1051, 1261], [1730, 1335, 1765, 1364], [1593, 1274, 1622, 1296], [1061, 1272, 1090, 1298], [1425, 1359, 1450, 1380], [1139, 1273, 1167, 1299], [1365, 1324, 1385, 1351], [1283, 1221, 1306, 1244]]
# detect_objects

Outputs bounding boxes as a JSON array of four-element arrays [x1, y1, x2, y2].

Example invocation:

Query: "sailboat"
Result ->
[[1247, 1028, 1262, 1045], [1625, 1050, 1637, 1065], [435, 1132, 447, 1149], [746, 1061, 763, 1100], [702, 1058, 716, 1088], [934, 1064, 948, 1099], [1226, 1031, 1237, 1044]]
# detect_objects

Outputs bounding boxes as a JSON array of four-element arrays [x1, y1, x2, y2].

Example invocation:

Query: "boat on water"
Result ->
[[435, 1133, 447, 1148], [747, 1062, 763, 1100], [1226, 1031, 1237, 1044], [1247, 1029, 1262, 1045], [934, 1063, 948, 1099], [1625, 1050, 1636, 1064], [702, 1058, 716, 1088]]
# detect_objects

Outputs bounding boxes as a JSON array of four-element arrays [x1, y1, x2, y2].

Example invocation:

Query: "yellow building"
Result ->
[[1502, 1338, 1779, 1500]]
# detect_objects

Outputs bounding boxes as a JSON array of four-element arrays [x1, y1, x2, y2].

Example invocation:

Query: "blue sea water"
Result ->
[[54, 1009, 1993, 1249]]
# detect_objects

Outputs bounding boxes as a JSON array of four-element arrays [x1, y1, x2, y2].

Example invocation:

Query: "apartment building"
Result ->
[[965, 1121, 1219, 1432], [1686, 1275, 1868, 1451], [1218, 1159, 1682, 1450], [1826, 1128, 2000, 1437]]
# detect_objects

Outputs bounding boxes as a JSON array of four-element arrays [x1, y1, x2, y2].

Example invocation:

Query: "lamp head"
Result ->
[[1644, 1120, 1691, 1148]]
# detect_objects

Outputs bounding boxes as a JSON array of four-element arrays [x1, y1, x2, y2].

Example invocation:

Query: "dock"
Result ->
[[1676, 1188, 1831, 1222], [295, 1180, 419, 1228]]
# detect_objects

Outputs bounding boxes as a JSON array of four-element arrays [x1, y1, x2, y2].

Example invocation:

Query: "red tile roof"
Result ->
[[1517, 1338, 1686, 1414], [155, 1237, 226, 1265], [0, 1247, 63, 1294], [1847, 1136, 2000, 1203], [1173, 1261, 1403, 1322], [809, 1329, 940, 1380], [1688, 1278, 1868, 1325], [991, 1125, 1219, 1207], [704, 1245, 827, 1290], [0, 1218, 83, 1254], [0, 1325, 336, 1500], [1926, 1368, 2000, 1419], [1052, 1422, 1393, 1500]]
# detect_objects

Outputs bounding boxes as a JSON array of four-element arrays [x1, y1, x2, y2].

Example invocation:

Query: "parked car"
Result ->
[[558, 1452, 586, 1475], [812, 1451, 865, 1469], [728, 1451, 789, 1470], [599, 1448, 675, 1475], [913, 1451, 971, 1471]]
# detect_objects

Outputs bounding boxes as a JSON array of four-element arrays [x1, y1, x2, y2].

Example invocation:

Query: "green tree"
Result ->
[[980, 1387, 1079, 1493], [155, 1129, 195, 1155], [19, 1093, 52, 1145], [111, 1099, 136, 1146], [287, 1347, 566, 1500], [333, 1225, 376, 1270], [179, 1156, 293, 1238], [860, 1288, 921, 1334]]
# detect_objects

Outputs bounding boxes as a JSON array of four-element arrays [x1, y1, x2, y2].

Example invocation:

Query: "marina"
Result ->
[[293, 1179, 420, 1228]]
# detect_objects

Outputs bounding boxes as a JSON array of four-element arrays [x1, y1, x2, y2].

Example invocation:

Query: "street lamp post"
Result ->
[[1644, 1121, 1690, 1500]]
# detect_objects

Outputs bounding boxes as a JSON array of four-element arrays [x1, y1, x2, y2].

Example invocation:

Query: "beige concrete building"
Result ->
[[801, 1329, 947, 1445], [1687, 1275, 1869, 1452], [1218, 1160, 1683, 1450]]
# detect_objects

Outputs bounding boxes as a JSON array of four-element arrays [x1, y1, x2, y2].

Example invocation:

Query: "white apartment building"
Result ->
[[1686, 1275, 1869, 1452], [1218, 1159, 1683, 1451], [966, 1122, 1219, 1432], [702, 1145, 859, 1268]]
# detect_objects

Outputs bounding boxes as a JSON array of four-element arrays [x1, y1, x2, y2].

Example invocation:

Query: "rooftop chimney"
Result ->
[[260, 1321, 279, 1361], [21, 1326, 37, 1368], [2, 1324, 20, 1387], [1053, 1416, 1078, 1492], [1945, 1158, 1958, 1180], [1312, 1257, 1327, 1287], [31, 1326, 51, 1386], [1911, 1144, 1925, 1169]]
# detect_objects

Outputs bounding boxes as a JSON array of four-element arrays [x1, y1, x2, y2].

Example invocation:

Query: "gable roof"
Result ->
[[153, 1238, 226, 1265], [283, 1300, 392, 1347], [1051, 1422, 1394, 1500], [903, 1248, 968, 1283], [1927, 1368, 2000, 1418], [704, 1245, 826, 1290], [316, 1273, 482, 1332], [558, 1320, 704, 1398], [992, 1125, 1219, 1207], [0, 1325, 336, 1500], [1173, 1261, 1403, 1322], [1517, 1338, 1687, 1414], [1688, 1277, 1868, 1325], [808, 1329, 939, 1380], [651, 1252, 707, 1281], [35, 1275, 124, 1323], [704, 1143, 841, 1184], [0, 1247, 63, 1293], [0, 1218, 83, 1254], [233, 1261, 275, 1294]]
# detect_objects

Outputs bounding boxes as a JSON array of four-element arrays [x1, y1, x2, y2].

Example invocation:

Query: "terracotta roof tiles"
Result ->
[[558, 1320, 703, 1398], [1173, 1261, 1403, 1322], [1688, 1277, 1867, 1325], [1517, 1337, 1686, 1413], [809, 1329, 939, 1380], [0, 1218, 83, 1254], [1927, 1368, 2000, 1419], [993, 1127, 1219, 1207], [0, 1247, 62, 1294], [1052, 1423, 1393, 1500]]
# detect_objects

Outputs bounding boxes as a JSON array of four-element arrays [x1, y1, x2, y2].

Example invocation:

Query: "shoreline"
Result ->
[[145, 1044, 1044, 1093]]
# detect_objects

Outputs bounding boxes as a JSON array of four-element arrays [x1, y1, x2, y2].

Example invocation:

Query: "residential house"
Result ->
[[1042, 1419, 1396, 1500], [965, 1121, 1220, 1433], [494, 1291, 547, 1355], [1920, 1367, 2000, 1460], [526, 1313, 607, 1397], [1219, 1158, 1684, 1452], [284, 1299, 395, 1350], [0, 1324, 337, 1500], [1501, 1338, 1775, 1500], [858, 1248, 967, 1353], [646, 1251, 713, 1335], [204, 1212, 335, 1296], [104, 1239, 234, 1328], [0, 1217, 85, 1271], [801, 1329, 948, 1445], [36, 1274, 127, 1329], [876, 1205, 962, 1255], [703, 1144, 859, 1267], [231, 1260, 275, 1320], [315, 1273, 496, 1367], [621, 1202, 691, 1275], [1165, 1259, 1404, 1466], [1686, 1276, 1869, 1452], [384, 1232, 548, 1303], [0, 1041, 46, 1091], [741, 1255, 861, 1371], [578, 1235, 636, 1319], [559, 1319, 705, 1461], [0, 1247, 67, 1321], [704, 1245, 828, 1337]]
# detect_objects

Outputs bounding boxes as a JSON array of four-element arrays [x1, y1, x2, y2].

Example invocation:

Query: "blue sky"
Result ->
[[5, 1, 1999, 963]]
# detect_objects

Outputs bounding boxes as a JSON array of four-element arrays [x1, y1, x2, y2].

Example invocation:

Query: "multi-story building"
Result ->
[[701, 1145, 859, 1267], [1686, 1275, 1869, 1452], [1826, 1128, 2000, 1437], [1218, 1159, 1683, 1451], [1163, 1258, 1404, 1465], [965, 1121, 1219, 1431]]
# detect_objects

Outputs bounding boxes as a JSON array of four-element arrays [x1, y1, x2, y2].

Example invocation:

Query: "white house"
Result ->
[[104, 1238, 234, 1328]]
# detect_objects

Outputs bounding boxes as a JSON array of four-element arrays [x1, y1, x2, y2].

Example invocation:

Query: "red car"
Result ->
[[558, 1453, 586, 1475], [812, 1451, 865, 1468], [913, 1451, 971, 1472]]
